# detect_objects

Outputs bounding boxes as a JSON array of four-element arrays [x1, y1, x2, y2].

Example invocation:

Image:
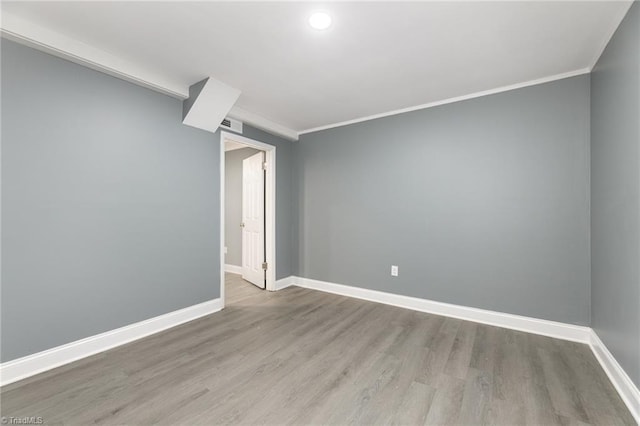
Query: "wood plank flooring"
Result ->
[[1, 273, 635, 425]]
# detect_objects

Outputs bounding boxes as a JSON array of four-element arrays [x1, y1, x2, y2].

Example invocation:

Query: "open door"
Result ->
[[241, 151, 265, 288]]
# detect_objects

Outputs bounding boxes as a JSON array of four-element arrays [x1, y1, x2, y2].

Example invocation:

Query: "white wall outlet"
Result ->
[[224, 246, 228, 254], [391, 265, 399, 277]]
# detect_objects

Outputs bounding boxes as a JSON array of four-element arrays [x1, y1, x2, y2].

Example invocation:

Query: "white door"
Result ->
[[241, 151, 265, 288]]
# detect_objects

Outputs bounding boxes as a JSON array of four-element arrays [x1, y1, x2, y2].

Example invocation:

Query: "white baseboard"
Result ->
[[294, 276, 591, 343], [589, 330, 640, 423], [224, 264, 242, 274], [0, 299, 222, 387], [3, 276, 637, 423], [293, 276, 640, 420], [274, 276, 295, 291]]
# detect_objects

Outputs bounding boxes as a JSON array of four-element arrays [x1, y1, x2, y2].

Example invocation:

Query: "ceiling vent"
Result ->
[[220, 117, 243, 134]]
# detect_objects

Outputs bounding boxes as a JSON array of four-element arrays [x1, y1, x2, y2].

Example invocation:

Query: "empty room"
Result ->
[[1, 1, 639, 425]]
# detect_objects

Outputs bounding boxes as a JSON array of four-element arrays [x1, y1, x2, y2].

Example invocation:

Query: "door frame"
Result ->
[[220, 131, 276, 307]]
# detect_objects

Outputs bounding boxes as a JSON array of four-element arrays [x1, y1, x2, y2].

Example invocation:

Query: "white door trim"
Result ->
[[220, 131, 276, 307]]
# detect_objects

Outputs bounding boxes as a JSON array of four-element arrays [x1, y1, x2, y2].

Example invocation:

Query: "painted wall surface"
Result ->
[[591, 2, 640, 388], [225, 147, 260, 267], [297, 75, 591, 325], [0, 40, 295, 362]]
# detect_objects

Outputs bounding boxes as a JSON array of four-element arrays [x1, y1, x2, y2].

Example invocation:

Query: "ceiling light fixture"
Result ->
[[309, 11, 332, 30]]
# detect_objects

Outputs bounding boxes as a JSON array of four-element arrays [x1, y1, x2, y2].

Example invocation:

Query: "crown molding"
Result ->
[[588, 1, 634, 71], [0, 11, 299, 142], [0, 11, 188, 99], [228, 106, 299, 141], [299, 68, 591, 136]]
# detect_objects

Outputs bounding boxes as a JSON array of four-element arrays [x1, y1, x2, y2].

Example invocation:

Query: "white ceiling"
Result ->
[[225, 140, 251, 152], [1, 1, 633, 135]]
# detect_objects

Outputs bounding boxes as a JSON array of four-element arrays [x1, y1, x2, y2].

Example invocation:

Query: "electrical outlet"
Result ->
[[224, 246, 228, 254], [391, 265, 399, 277]]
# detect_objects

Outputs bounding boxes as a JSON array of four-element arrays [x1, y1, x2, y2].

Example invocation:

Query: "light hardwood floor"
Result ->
[[1, 273, 635, 425]]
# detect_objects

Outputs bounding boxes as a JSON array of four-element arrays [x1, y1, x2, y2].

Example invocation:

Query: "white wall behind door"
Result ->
[[224, 147, 259, 267]]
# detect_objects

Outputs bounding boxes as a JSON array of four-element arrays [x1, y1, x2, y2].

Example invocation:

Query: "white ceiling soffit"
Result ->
[[0, 2, 633, 137], [182, 77, 241, 134], [0, 10, 299, 141]]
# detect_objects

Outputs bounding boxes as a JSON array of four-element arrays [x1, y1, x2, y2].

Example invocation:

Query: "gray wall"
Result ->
[[297, 75, 591, 326], [225, 147, 260, 266], [591, 2, 640, 388], [1, 39, 296, 362]]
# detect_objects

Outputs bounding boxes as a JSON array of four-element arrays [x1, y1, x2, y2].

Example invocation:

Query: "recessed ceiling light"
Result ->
[[309, 11, 332, 30]]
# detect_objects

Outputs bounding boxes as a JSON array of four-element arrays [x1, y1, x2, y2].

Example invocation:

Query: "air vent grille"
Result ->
[[220, 117, 243, 133]]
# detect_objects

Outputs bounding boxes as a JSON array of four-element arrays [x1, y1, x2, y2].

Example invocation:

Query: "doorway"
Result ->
[[240, 150, 266, 288], [220, 131, 276, 308]]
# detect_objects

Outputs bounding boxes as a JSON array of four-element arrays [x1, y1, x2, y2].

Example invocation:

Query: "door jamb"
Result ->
[[220, 131, 276, 308]]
